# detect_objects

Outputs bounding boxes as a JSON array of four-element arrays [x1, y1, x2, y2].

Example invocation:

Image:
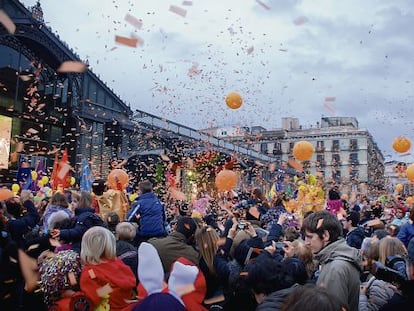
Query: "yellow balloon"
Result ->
[[129, 193, 138, 202], [37, 180, 44, 188], [70, 177, 76, 186], [31, 171, 38, 180], [41, 176, 49, 185], [11, 183, 20, 193]]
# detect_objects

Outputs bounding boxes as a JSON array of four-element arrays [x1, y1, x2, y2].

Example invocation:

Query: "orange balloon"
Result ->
[[107, 169, 129, 190], [292, 141, 314, 161], [395, 183, 403, 192], [406, 196, 414, 206], [406, 163, 414, 182], [0, 188, 14, 201], [215, 170, 237, 191], [225, 92, 243, 109], [392, 136, 411, 153]]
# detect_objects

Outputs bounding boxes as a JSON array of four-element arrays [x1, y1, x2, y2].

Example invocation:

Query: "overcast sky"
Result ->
[[20, 0, 414, 160]]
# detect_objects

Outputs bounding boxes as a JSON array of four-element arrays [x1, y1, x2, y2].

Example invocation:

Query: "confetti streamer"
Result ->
[[124, 13, 143, 29], [256, 0, 271, 10], [57, 61, 87, 73], [325, 97, 336, 102], [0, 10, 16, 34], [115, 35, 139, 47], [169, 5, 187, 17]]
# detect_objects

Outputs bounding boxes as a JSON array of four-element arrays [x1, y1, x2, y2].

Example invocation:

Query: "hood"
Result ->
[[349, 226, 366, 239], [74, 207, 95, 215], [315, 238, 362, 272], [256, 285, 296, 311], [86, 258, 135, 289]]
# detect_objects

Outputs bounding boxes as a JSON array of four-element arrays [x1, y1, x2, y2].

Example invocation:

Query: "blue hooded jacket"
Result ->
[[126, 192, 167, 238]]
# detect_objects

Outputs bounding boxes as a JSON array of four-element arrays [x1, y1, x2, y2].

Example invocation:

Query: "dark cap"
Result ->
[[175, 216, 197, 239]]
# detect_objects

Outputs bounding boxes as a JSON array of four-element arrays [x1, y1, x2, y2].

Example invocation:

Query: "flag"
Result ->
[[50, 152, 59, 190], [22, 170, 32, 190], [56, 149, 71, 189], [80, 158, 94, 192], [50, 149, 71, 190]]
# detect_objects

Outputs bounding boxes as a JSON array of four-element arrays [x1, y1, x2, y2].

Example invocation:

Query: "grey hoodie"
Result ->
[[315, 238, 362, 311]]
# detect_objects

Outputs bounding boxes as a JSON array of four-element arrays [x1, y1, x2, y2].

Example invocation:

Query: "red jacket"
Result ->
[[80, 258, 136, 310]]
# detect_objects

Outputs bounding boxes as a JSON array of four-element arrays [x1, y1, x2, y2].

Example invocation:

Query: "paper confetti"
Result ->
[[293, 16, 308, 26], [124, 13, 142, 29], [57, 61, 87, 73], [169, 5, 187, 17], [0, 10, 16, 34], [115, 35, 139, 47], [325, 97, 336, 102], [247, 46, 254, 55], [256, 0, 271, 10], [182, 1, 193, 6]]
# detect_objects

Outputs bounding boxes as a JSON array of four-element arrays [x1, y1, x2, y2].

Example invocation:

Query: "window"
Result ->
[[316, 154, 325, 166], [349, 153, 358, 165], [350, 169, 359, 180], [350, 139, 358, 150], [273, 142, 282, 155], [332, 153, 341, 165], [332, 169, 341, 181], [332, 140, 340, 151], [289, 142, 294, 152], [260, 143, 268, 154], [316, 141, 325, 152]]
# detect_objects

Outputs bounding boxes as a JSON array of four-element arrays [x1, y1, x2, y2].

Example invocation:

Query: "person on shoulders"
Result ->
[[127, 180, 167, 243]]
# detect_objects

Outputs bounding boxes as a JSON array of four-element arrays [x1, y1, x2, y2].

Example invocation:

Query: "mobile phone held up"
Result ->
[[237, 222, 247, 230]]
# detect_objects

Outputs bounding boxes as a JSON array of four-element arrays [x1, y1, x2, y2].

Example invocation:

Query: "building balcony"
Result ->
[[316, 147, 325, 153], [273, 149, 283, 155]]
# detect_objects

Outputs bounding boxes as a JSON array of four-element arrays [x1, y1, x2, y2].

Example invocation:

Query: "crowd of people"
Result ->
[[1, 177, 414, 311]]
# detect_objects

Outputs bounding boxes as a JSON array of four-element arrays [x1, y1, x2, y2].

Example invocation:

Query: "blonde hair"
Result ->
[[80, 227, 116, 265], [115, 222, 136, 240], [378, 236, 407, 264], [292, 239, 316, 278], [195, 226, 219, 274]]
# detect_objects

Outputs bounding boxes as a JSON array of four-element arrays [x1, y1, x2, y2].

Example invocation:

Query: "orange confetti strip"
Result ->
[[0, 10, 16, 34], [256, 0, 271, 10], [124, 13, 143, 29], [57, 61, 87, 73], [169, 5, 187, 17], [115, 35, 138, 47]]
